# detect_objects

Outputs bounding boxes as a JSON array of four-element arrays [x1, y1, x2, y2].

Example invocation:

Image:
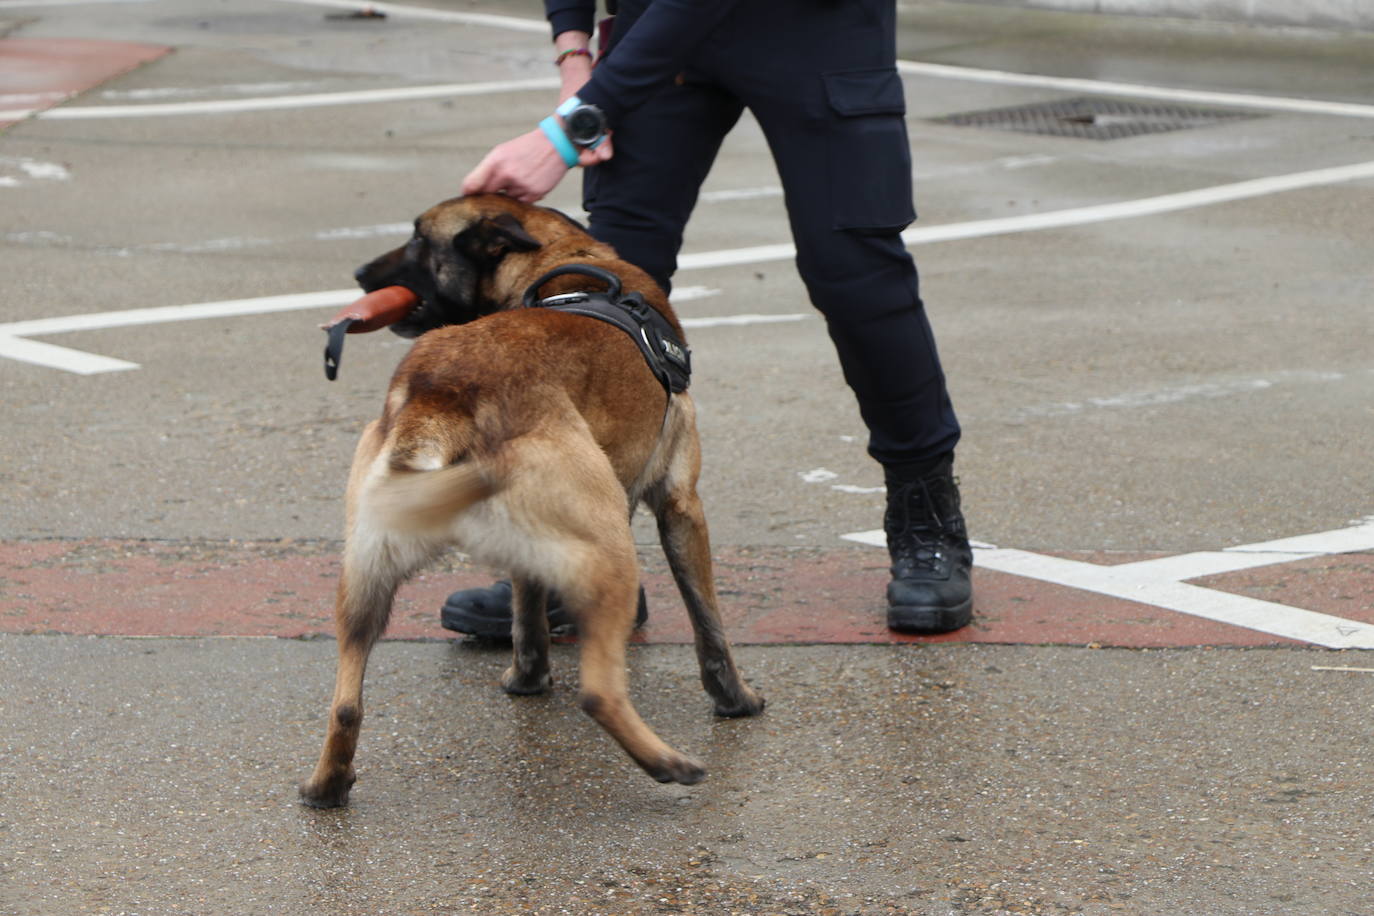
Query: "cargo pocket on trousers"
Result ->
[[822, 68, 916, 233]]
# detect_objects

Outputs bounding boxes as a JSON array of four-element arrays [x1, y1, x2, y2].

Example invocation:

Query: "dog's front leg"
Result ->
[[502, 577, 552, 694]]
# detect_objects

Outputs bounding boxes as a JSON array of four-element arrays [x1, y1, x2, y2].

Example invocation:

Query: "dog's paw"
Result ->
[[714, 686, 766, 719], [501, 666, 552, 696], [299, 773, 355, 809], [646, 752, 707, 786]]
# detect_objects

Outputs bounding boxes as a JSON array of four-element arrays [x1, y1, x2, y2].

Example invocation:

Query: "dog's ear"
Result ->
[[457, 212, 542, 263]]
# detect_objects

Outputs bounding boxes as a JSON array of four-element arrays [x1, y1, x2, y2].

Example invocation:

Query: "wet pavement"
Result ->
[[5, 635, 1373, 915], [3, 1, 1374, 913]]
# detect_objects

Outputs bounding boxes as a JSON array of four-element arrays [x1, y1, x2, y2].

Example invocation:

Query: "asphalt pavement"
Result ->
[[2, 1, 1373, 913]]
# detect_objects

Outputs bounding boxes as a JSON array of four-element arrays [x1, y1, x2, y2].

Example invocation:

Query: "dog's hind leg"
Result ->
[[650, 430, 764, 719], [300, 525, 441, 808], [301, 423, 443, 808], [573, 557, 706, 785], [502, 426, 704, 784], [501, 577, 552, 695]]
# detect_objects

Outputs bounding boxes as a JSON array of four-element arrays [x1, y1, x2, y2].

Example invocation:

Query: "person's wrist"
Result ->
[[554, 47, 593, 67], [538, 116, 580, 169]]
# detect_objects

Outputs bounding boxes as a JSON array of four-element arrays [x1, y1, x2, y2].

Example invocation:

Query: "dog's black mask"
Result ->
[[354, 211, 541, 339]]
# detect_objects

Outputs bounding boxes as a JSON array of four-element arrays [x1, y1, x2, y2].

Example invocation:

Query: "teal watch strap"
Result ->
[[539, 115, 579, 168], [555, 95, 582, 117]]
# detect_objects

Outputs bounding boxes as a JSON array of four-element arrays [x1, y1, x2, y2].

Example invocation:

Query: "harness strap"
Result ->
[[523, 264, 692, 394]]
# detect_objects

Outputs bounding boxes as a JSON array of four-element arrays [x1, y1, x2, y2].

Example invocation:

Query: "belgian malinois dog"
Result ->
[[300, 194, 764, 808]]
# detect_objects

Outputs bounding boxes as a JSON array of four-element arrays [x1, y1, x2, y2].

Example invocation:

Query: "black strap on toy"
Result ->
[[522, 263, 691, 395], [323, 318, 358, 381]]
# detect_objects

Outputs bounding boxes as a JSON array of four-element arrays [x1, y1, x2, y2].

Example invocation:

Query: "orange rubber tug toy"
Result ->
[[321, 285, 418, 380]]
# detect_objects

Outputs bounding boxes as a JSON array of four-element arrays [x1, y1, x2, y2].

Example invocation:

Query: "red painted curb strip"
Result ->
[[1, 38, 171, 127], [4, 539, 1361, 646]]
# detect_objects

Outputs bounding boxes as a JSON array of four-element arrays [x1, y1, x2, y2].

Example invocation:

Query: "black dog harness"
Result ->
[[522, 264, 691, 395]]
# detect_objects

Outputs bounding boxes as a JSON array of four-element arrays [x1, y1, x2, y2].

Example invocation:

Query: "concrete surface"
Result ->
[[2, 1, 1374, 913], [957, 0, 1374, 33], [4, 636, 1373, 915]]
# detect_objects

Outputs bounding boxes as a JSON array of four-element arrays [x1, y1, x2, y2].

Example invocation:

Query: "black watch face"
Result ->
[[566, 107, 604, 145]]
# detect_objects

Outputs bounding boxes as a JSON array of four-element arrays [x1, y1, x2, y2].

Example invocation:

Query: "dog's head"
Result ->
[[354, 194, 547, 338]]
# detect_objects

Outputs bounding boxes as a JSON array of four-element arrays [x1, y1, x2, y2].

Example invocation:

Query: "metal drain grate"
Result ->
[[930, 96, 1264, 141]]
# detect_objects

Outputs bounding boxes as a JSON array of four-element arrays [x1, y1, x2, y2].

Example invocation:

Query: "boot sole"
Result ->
[[887, 598, 973, 635]]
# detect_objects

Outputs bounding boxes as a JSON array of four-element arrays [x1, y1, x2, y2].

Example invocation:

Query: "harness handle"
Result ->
[[521, 263, 622, 308]]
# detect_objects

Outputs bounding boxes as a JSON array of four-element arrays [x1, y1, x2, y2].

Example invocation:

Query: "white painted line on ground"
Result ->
[[700, 186, 784, 203], [1008, 371, 1347, 420], [983, 548, 1374, 649], [100, 81, 331, 101], [681, 313, 808, 329], [5, 78, 560, 121], [898, 59, 1374, 120], [243, 2, 1374, 122], [0, 0, 147, 6], [0, 290, 357, 339], [7, 156, 1372, 371], [842, 518, 1374, 648], [1224, 517, 1374, 555], [0, 335, 139, 375], [674, 160, 1374, 272], [1108, 551, 1320, 582], [0, 285, 757, 373], [14, 28, 1365, 125]]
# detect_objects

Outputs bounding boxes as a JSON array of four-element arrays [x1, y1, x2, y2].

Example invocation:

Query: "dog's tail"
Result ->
[[370, 462, 497, 532]]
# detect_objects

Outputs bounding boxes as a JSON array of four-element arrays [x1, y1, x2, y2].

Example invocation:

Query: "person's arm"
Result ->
[[545, 0, 597, 103], [462, 0, 740, 201], [574, 0, 739, 128]]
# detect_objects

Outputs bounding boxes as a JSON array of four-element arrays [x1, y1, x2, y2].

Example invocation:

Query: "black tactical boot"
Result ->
[[440, 579, 648, 639], [884, 454, 974, 633]]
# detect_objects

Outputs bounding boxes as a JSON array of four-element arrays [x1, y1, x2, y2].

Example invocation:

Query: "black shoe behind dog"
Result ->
[[884, 455, 974, 634], [440, 579, 649, 639]]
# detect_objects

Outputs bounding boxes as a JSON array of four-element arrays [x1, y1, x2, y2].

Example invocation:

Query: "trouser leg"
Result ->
[[752, 119, 961, 465]]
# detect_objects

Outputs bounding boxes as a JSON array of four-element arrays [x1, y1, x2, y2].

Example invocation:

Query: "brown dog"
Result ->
[[300, 194, 764, 808]]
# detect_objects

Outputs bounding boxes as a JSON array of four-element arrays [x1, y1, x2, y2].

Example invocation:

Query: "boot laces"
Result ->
[[886, 475, 966, 574]]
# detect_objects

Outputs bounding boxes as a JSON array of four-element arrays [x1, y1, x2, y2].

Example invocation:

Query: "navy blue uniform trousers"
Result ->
[[581, 0, 961, 467]]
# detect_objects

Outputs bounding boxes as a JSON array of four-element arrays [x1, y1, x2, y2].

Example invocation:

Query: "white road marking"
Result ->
[[0, 336, 138, 375], [700, 186, 784, 203], [11, 34, 1370, 124], [680, 313, 808, 329], [0, 77, 560, 122], [0, 156, 71, 189], [1009, 371, 1347, 420], [673, 159, 1374, 272], [100, 81, 331, 101], [842, 517, 1374, 649], [6, 156, 1371, 372], [0, 285, 738, 374], [898, 59, 1374, 120], [7, 152, 1373, 372], [0, 0, 147, 6]]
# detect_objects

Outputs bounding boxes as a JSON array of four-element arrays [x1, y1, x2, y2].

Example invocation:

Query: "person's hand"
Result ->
[[461, 125, 613, 203], [461, 129, 569, 203]]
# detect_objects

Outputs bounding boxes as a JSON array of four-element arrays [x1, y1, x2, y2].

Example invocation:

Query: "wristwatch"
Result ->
[[555, 95, 608, 150]]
